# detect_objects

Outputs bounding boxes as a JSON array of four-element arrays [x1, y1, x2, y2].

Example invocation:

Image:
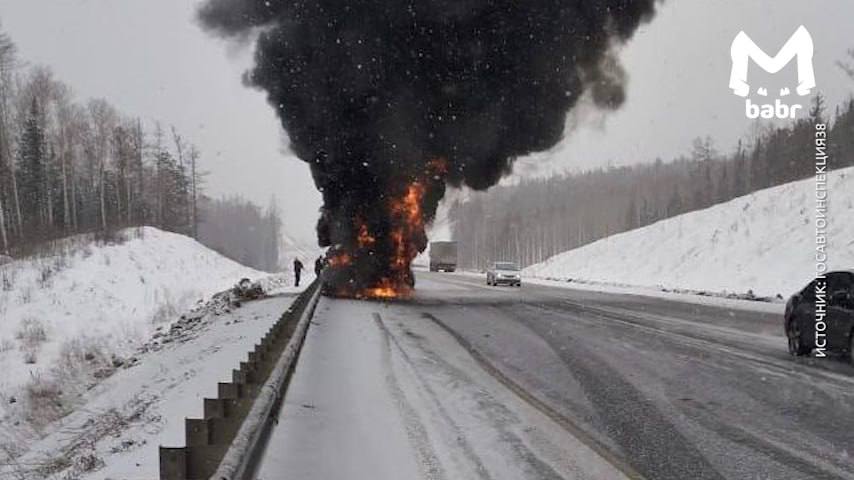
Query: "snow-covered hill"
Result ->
[[526, 167, 854, 299], [0, 227, 263, 430]]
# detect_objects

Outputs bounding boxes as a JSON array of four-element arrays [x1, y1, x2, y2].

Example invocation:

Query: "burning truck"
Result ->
[[198, 0, 657, 299], [322, 163, 445, 299]]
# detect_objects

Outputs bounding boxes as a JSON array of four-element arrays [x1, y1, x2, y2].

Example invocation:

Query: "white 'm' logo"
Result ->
[[729, 25, 815, 97], [729, 26, 815, 119]]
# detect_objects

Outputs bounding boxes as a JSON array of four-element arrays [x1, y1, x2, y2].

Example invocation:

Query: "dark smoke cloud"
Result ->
[[198, 0, 657, 294]]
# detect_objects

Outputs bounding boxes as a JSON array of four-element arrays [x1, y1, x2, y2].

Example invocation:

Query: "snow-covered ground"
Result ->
[[526, 166, 854, 300], [0, 294, 299, 479], [449, 269, 785, 314], [0, 227, 298, 466]]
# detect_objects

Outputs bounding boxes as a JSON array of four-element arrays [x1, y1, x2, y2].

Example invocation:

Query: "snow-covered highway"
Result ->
[[253, 272, 854, 480]]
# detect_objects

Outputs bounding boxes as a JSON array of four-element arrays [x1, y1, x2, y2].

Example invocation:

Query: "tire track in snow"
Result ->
[[374, 312, 483, 480], [391, 316, 589, 480], [421, 312, 646, 480], [381, 311, 600, 480]]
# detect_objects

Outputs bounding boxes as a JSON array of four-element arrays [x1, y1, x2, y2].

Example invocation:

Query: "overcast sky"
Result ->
[[0, 1, 852, 244]]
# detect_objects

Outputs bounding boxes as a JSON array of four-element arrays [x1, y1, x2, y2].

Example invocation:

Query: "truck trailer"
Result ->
[[429, 241, 458, 272]]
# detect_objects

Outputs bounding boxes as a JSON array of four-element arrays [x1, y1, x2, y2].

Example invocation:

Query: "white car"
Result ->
[[486, 262, 522, 287]]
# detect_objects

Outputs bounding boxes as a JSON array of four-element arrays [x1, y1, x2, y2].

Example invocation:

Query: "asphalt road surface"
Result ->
[[256, 271, 854, 480]]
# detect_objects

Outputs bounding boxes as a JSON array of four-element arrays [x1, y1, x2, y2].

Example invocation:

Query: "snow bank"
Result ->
[[0, 227, 263, 425], [2, 296, 297, 480], [526, 167, 854, 299]]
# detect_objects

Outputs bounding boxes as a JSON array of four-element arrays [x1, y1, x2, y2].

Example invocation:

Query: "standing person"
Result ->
[[314, 256, 324, 277], [293, 258, 304, 287]]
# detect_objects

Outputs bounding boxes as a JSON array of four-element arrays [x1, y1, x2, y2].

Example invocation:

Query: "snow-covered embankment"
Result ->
[[526, 166, 854, 299], [0, 227, 263, 440]]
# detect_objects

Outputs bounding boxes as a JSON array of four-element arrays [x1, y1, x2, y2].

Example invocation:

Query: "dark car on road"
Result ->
[[785, 270, 854, 362]]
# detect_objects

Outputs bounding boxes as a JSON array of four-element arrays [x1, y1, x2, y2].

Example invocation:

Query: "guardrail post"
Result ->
[[186, 418, 212, 446], [159, 281, 321, 480], [204, 398, 226, 419], [218, 382, 242, 399], [159, 447, 187, 480]]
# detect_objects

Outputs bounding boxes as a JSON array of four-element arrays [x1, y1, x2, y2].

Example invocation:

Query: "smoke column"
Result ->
[[198, 0, 657, 297]]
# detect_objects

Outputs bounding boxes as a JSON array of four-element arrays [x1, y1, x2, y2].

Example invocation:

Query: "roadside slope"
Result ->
[[0, 227, 264, 437], [526, 166, 854, 299]]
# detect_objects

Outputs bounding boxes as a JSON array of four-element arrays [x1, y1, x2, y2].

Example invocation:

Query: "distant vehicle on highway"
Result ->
[[486, 262, 522, 287], [785, 270, 854, 362], [429, 241, 458, 272]]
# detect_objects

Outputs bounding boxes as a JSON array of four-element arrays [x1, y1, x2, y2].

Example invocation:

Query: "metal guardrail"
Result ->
[[159, 281, 322, 480]]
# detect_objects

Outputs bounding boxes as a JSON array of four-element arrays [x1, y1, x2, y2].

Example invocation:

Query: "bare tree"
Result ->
[[0, 27, 21, 239], [188, 145, 207, 238], [87, 99, 118, 231], [171, 125, 193, 233]]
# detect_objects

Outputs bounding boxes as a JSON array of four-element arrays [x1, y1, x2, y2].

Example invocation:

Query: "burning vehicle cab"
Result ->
[[785, 270, 854, 362], [487, 262, 522, 287]]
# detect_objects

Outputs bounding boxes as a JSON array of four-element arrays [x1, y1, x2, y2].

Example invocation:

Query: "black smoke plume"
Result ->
[[198, 0, 657, 297]]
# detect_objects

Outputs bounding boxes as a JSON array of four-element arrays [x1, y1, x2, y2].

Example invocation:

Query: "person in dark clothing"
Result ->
[[293, 258, 304, 287], [314, 256, 324, 277]]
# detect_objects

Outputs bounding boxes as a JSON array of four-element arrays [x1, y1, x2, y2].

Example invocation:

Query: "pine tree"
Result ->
[[17, 97, 46, 237], [809, 92, 826, 124], [749, 137, 764, 190], [624, 195, 637, 230], [666, 186, 683, 217], [264, 196, 282, 270], [716, 163, 730, 204], [732, 139, 747, 197]]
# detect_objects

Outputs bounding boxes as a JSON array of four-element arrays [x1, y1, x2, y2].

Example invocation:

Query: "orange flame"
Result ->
[[358, 277, 412, 300], [390, 182, 426, 229], [327, 252, 352, 268], [354, 181, 426, 300], [357, 222, 376, 248]]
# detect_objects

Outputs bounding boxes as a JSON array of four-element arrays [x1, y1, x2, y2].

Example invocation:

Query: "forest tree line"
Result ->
[[0, 29, 283, 272], [196, 195, 282, 272], [450, 94, 854, 270]]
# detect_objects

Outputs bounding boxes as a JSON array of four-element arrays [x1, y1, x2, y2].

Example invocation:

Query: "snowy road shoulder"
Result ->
[[255, 297, 631, 480], [447, 269, 785, 315], [0, 294, 300, 480]]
